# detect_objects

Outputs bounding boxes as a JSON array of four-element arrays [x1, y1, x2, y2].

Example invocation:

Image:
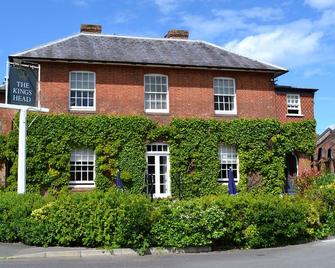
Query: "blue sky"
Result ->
[[0, 0, 334, 133]]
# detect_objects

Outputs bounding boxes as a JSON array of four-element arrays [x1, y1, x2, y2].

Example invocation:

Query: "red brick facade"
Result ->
[[26, 62, 314, 124], [0, 61, 316, 182], [275, 92, 314, 122]]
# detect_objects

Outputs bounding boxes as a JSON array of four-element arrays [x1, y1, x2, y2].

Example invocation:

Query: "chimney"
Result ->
[[80, 24, 102, 34], [164, 29, 189, 39]]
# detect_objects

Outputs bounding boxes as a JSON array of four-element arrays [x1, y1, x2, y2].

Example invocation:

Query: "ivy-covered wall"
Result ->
[[0, 114, 316, 196]]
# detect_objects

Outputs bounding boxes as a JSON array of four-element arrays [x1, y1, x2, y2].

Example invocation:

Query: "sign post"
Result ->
[[0, 61, 49, 194]]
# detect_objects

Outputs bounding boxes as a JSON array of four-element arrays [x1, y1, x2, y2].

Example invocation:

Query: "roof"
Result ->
[[10, 33, 287, 77], [317, 127, 335, 146], [275, 85, 318, 93], [0, 83, 5, 91]]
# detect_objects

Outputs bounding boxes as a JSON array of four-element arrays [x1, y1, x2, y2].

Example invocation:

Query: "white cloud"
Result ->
[[179, 6, 284, 40], [224, 20, 323, 67], [305, 0, 335, 10], [153, 0, 181, 13], [72, 0, 88, 7], [329, 124, 335, 129], [214, 7, 283, 21]]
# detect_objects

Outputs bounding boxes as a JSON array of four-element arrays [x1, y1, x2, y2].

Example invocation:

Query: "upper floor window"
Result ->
[[218, 144, 239, 183], [70, 148, 95, 188], [144, 74, 169, 113], [287, 94, 301, 116], [214, 78, 237, 115], [70, 71, 95, 111]]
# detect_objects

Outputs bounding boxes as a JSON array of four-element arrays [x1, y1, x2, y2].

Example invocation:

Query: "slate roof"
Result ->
[[10, 33, 287, 76]]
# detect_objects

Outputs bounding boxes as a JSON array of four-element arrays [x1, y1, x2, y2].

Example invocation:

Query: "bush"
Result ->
[[0, 189, 334, 251], [0, 192, 48, 242], [22, 190, 152, 253], [151, 194, 319, 249]]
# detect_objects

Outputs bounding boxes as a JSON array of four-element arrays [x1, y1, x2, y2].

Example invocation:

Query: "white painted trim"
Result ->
[[0, 103, 49, 112], [144, 74, 169, 114], [217, 144, 240, 184], [146, 143, 171, 198], [69, 149, 96, 187], [69, 71, 96, 111], [286, 93, 301, 116], [286, 114, 304, 117], [213, 77, 237, 115]]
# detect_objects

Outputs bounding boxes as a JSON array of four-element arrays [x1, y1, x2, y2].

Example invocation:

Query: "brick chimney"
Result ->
[[80, 24, 102, 34], [164, 29, 189, 39]]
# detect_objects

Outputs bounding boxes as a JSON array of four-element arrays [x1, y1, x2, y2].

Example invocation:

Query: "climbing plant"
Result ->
[[0, 113, 315, 196]]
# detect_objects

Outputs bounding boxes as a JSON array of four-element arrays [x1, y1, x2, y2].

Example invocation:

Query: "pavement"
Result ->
[[0, 242, 138, 259], [0, 242, 211, 259]]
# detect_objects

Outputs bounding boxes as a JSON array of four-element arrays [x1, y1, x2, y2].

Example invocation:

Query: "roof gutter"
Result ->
[[9, 56, 288, 77]]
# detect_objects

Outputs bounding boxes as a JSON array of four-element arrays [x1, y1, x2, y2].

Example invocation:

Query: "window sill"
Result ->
[[286, 114, 304, 117], [69, 108, 96, 114], [145, 110, 170, 115], [69, 183, 95, 188], [214, 111, 237, 116]]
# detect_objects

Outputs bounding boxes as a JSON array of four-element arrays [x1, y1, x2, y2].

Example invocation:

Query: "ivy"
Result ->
[[0, 114, 315, 196]]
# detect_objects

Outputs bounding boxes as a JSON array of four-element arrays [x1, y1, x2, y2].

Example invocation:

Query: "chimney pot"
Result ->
[[80, 24, 102, 34], [164, 29, 189, 39]]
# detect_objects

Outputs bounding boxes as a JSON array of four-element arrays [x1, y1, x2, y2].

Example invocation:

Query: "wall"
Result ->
[[275, 92, 315, 122], [315, 132, 335, 173], [39, 62, 283, 123]]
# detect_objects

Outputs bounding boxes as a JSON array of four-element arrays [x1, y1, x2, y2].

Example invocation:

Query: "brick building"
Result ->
[[0, 25, 317, 195], [314, 127, 335, 173]]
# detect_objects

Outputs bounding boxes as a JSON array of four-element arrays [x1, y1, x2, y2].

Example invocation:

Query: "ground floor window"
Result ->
[[146, 143, 170, 198], [70, 149, 95, 187], [218, 144, 239, 183]]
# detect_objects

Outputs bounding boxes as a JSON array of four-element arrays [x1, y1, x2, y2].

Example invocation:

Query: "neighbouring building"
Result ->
[[0, 24, 318, 196], [314, 127, 335, 173]]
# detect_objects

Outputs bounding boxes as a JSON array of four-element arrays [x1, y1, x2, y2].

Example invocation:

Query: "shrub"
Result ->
[[151, 194, 319, 249], [22, 190, 152, 253], [0, 192, 48, 242], [0, 189, 333, 251]]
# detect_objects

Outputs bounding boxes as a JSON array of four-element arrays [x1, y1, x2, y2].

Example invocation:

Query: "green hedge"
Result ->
[[1, 186, 334, 252], [0, 114, 315, 196], [151, 194, 318, 248], [20, 190, 152, 253], [0, 192, 47, 242]]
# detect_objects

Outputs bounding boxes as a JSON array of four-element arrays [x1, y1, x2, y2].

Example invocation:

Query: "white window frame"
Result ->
[[69, 71, 96, 111], [146, 143, 171, 198], [70, 148, 96, 188], [218, 144, 239, 184], [286, 94, 302, 116], [214, 77, 237, 115], [144, 74, 169, 114]]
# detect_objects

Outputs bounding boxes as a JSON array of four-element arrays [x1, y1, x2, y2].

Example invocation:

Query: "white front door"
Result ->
[[146, 144, 170, 198]]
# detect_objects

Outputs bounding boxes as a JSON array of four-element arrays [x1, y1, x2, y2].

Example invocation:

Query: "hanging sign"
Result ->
[[7, 65, 37, 107]]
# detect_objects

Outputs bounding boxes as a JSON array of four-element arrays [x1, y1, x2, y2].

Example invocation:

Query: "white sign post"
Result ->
[[0, 61, 49, 194]]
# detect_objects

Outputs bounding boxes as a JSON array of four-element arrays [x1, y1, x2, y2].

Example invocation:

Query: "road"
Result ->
[[1, 239, 335, 268]]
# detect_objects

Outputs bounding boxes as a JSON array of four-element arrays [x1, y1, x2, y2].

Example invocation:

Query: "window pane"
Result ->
[[144, 75, 168, 111], [70, 72, 95, 108], [70, 149, 95, 186], [214, 78, 235, 112]]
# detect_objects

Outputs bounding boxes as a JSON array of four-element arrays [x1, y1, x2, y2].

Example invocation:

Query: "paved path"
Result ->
[[1, 239, 335, 267]]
